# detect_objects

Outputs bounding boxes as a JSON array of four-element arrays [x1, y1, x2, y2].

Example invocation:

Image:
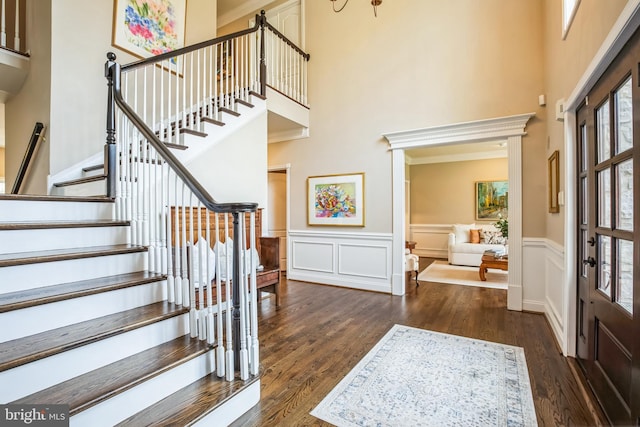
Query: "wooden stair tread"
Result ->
[[179, 128, 208, 138], [0, 219, 129, 230], [0, 301, 188, 372], [219, 107, 240, 117], [53, 175, 106, 187], [201, 117, 225, 127], [12, 335, 211, 416], [235, 98, 254, 108], [116, 371, 259, 426], [0, 271, 166, 313], [163, 141, 189, 150], [0, 244, 147, 268], [82, 164, 104, 173], [0, 194, 113, 202]]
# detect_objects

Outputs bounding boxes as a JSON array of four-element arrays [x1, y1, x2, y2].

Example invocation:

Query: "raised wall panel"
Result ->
[[291, 240, 334, 273], [289, 230, 392, 293], [338, 244, 388, 279]]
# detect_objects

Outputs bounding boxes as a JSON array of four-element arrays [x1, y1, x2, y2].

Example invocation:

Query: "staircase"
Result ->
[[0, 194, 260, 426]]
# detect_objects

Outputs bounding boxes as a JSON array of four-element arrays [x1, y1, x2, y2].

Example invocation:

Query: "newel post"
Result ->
[[231, 212, 242, 370], [104, 52, 119, 199], [258, 10, 267, 96]]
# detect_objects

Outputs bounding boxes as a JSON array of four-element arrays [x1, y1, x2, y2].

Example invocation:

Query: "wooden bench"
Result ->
[[170, 207, 281, 307]]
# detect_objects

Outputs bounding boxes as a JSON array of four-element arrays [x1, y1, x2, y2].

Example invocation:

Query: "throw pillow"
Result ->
[[483, 230, 507, 245], [214, 238, 234, 280], [470, 229, 481, 243]]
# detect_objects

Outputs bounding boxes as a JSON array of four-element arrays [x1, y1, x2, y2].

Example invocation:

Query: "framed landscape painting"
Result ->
[[475, 180, 508, 220], [112, 0, 186, 60], [308, 173, 365, 226]]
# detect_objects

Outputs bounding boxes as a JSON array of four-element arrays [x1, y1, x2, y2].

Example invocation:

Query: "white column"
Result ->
[[507, 135, 523, 311], [391, 149, 406, 296]]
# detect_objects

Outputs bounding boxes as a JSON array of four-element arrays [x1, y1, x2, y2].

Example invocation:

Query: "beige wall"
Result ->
[[542, 0, 628, 244], [410, 158, 508, 225], [0, 147, 5, 178], [266, 0, 546, 235]]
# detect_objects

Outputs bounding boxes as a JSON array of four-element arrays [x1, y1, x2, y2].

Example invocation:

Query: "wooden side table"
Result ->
[[479, 251, 508, 281], [405, 241, 416, 253]]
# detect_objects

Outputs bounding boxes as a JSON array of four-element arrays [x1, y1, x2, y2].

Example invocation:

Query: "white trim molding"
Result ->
[[383, 113, 534, 151], [385, 112, 535, 308], [288, 229, 393, 294]]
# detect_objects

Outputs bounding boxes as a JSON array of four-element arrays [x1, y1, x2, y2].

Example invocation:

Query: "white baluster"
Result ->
[[224, 213, 234, 381], [215, 212, 225, 376], [174, 181, 183, 306], [189, 198, 197, 337], [13, 0, 19, 51], [249, 211, 259, 375], [166, 172, 175, 303], [1, 0, 6, 48]]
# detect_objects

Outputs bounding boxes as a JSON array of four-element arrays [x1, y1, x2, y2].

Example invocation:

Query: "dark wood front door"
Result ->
[[576, 27, 640, 426]]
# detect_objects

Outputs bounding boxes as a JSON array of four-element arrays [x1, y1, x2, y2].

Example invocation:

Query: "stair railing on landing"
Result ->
[[104, 12, 309, 381], [106, 55, 259, 382]]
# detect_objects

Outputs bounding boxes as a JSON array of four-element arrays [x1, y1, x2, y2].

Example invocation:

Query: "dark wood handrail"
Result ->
[[106, 54, 257, 214], [11, 122, 45, 194], [121, 20, 261, 72]]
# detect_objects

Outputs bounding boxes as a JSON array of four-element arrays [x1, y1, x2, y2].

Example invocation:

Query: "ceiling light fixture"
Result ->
[[330, 0, 382, 17]]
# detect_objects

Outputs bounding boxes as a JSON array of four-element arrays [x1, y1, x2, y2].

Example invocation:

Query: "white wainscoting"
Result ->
[[408, 224, 451, 259], [522, 237, 565, 350], [288, 230, 393, 293]]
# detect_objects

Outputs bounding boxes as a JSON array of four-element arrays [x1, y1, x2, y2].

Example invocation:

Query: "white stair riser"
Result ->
[[0, 280, 167, 343], [193, 380, 260, 427], [0, 314, 189, 402], [70, 351, 215, 427], [0, 200, 114, 222], [83, 168, 105, 178], [0, 226, 129, 254], [51, 179, 106, 197], [0, 252, 147, 294]]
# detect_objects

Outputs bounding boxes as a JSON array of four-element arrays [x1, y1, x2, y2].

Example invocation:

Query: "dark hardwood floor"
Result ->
[[231, 258, 606, 426]]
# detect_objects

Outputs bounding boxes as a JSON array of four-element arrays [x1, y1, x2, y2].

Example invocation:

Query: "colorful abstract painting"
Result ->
[[308, 173, 364, 226], [475, 180, 508, 220], [112, 0, 186, 60]]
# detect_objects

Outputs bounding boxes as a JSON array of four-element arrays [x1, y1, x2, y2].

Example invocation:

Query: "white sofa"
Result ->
[[448, 223, 506, 267]]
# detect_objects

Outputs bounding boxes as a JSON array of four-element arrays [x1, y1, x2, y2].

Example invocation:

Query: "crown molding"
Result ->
[[384, 113, 535, 151]]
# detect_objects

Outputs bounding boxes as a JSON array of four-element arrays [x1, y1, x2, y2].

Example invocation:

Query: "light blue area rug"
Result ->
[[311, 325, 537, 427]]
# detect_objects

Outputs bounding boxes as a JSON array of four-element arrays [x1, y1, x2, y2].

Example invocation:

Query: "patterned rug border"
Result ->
[[311, 324, 537, 427]]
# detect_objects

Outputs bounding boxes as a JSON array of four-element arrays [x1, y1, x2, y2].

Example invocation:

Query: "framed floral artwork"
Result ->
[[112, 0, 186, 60], [307, 173, 365, 226]]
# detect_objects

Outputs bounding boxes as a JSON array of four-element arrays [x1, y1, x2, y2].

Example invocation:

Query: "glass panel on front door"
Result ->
[[599, 235, 612, 297], [615, 77, 633, 154], [617, 159, 633, 231], [617, 239, 633, 314], [597, 100, 611, 162], [598, 169, 611, 228]]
